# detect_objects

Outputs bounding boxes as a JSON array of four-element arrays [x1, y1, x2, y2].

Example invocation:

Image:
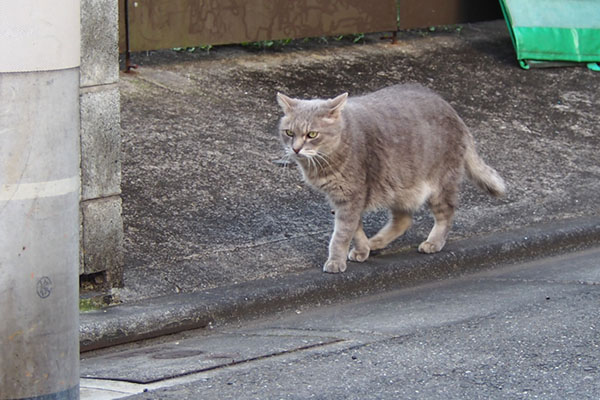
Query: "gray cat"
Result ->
[[276, 84, 505, 273]]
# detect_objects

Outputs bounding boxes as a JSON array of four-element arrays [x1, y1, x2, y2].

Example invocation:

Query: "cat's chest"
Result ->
[[303, 168, 358, 203]]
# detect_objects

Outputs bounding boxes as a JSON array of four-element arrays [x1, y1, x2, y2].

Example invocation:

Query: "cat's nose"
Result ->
[[293, 146, 301, 154]]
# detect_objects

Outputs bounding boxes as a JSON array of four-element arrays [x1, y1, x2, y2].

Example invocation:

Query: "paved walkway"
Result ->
[[117, 20, 599, 302]]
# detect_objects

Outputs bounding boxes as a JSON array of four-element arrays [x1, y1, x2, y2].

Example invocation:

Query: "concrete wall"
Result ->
[[80, 0, 123, 286]]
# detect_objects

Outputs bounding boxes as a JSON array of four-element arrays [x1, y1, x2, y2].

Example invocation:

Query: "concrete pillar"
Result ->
[[79, 0, 123, 287], [0, 1, 81, 399]]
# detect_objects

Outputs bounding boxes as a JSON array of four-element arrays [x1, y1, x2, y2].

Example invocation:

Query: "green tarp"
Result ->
[[499, 0, 600, 70]]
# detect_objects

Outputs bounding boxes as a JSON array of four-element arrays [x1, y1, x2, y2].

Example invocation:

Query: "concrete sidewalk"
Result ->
[[81, 20, 600, 350]]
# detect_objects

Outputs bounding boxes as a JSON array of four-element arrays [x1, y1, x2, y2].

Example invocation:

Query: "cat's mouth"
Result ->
[[291, 150, 313, 161], [290, 150, 330, 171], [293, 148, 316, 158]]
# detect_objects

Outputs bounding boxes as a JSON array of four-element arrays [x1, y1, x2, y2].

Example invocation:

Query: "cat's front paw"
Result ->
[[323, 259, 347, 273], [418, 241, 443, 254], [348, 247, 370, 262]]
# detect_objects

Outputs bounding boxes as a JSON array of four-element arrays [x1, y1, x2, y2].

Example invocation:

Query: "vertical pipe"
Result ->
[[124, 0, 137, 72], [0, 1, 81, 399], [124, 0, 133, 71]]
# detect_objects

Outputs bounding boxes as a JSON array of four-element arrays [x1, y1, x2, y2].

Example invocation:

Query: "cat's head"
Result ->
[[276, 92, 348, 162]]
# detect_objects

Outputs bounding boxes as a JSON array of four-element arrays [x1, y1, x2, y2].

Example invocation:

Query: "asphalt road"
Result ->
[[82, 247, 600, 399]]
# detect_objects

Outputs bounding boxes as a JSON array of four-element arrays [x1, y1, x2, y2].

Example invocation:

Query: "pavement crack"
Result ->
[[488, 277, 600, 286], [136, 75, 186, 95], [137, 338, 346, 385], [181, 230, 329, 260]]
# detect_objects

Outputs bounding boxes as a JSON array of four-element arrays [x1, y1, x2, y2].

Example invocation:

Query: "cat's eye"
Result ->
[[284, 129, 294, 137], [307, 131, 319, 139]]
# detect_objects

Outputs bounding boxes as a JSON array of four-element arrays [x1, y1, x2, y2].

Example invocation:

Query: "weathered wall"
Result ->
[[119, 0, 398, 52], [80, 0, 123, 286], [117, 0, 501, 53], [397, 0, 501, 29]]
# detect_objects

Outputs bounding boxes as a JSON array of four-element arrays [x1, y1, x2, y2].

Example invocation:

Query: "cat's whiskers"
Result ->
[[306, 155, 317, 173], [277, 150, 295, 179], [298, 150, 319, 173], [312, 152, 332, 171], [300, 150, 331, 174], [309, 155, 323, 172], [283, 146, 332, 176]]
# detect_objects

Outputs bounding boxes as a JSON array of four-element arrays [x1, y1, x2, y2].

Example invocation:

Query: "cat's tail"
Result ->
[[464, 136, 506, 197]]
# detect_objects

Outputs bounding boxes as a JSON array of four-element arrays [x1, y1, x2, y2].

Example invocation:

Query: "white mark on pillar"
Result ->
[[0, 177, 79, 201]]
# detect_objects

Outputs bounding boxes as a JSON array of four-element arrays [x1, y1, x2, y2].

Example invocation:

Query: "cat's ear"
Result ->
[[277, 93, 298, 113], [327, 92, 348, 118]]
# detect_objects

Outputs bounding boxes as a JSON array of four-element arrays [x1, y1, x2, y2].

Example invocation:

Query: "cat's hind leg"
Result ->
[[418, 189, 457, 254], [368, 209, 413, 251], [348, 219, 370, 262]]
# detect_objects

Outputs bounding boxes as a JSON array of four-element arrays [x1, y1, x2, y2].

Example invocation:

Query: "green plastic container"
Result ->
[[499, 0, 600, 70]]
